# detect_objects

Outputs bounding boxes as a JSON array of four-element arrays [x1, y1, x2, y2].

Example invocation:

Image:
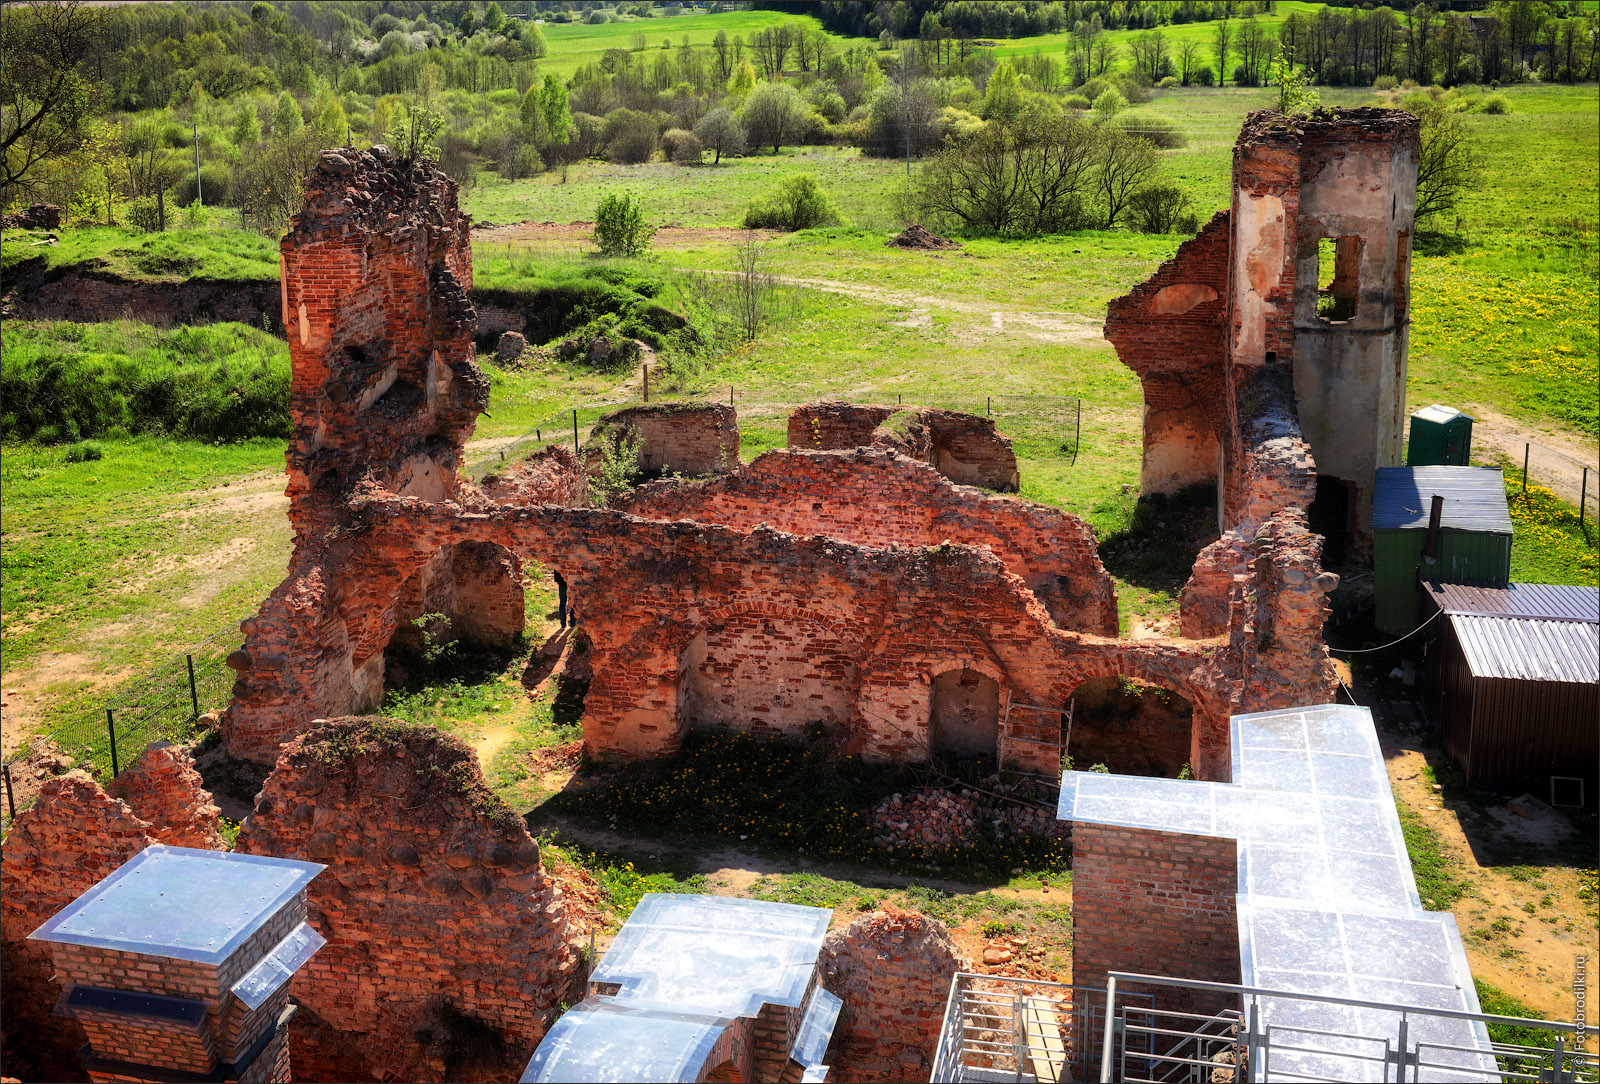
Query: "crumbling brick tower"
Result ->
[[1107, 108, 1419, 562], [225, 147, 506, 760]]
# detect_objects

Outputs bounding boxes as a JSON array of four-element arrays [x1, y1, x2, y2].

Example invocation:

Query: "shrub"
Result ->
[[593, 192, 655, 257], [1477, 93, 1510, 114], [1373, 74, 1399, 91], [693, 107, 747, 164], [125, 196, 164, 233], [64, 441, 104, 463], [659, 128, 702, 163], [741, 173, 841, 231], [1063, 94, 1092, 110], [1113, 75, 1152, 104], [1093, 88, 1127, 118], [1156, 75, 1179, 88], [1128, 183, 1194, 233], [600, 108, 658, 164], [1192, 65, 1215, 86]]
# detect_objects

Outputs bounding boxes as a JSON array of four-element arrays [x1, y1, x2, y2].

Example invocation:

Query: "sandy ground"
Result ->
[[1377, 708, 1598, 1023], [1466, 404, 1599, 509]]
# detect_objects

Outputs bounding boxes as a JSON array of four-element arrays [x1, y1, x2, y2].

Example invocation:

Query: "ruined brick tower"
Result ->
[[225, 147, 498, 761], [1107, 108, 1419, 562]]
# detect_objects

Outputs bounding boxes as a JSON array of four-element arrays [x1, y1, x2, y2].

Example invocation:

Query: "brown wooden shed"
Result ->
[[1425, 582, 1599, 807]]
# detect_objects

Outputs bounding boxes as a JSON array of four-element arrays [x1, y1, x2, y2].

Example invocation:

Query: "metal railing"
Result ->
[[930, 973, 1153, 1083], [1099, 972, 1597, 1084]]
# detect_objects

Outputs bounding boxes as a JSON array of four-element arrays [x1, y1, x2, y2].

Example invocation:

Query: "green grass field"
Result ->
[[535, 10, 857, 81]]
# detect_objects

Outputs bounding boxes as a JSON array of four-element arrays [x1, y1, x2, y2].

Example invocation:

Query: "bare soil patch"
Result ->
[[1468, 405, 1598, 508], [1378, 718, 1596, 1022], [886, 224, 961, 251]]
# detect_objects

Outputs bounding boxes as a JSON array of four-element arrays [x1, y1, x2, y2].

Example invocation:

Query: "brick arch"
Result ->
[[1056, 652, 1230, 780]]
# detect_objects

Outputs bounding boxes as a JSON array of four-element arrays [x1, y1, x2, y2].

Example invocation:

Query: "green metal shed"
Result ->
[[1372, 466, 1512, 633], [1407, 404, 1474, 466]]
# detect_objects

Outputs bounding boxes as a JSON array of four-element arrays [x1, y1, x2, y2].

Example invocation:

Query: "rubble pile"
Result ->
[[870, 783, 1060, 851]]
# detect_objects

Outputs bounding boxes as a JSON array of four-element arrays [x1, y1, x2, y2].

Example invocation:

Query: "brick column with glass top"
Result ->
[[28, 844, 325, 1083]]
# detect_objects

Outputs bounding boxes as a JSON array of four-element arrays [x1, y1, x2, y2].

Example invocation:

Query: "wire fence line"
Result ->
[[465, 383, 1092, 480], [1508, 438, 1598, 538], [4, 387, 1092, 828], [2, 617, 250, 830]]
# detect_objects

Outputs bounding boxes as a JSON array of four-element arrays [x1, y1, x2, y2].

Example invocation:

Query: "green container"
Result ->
[[1372, 466, 1513, 633], [1374, 528, 1513, 633], [1407, 404, 1473, 466]]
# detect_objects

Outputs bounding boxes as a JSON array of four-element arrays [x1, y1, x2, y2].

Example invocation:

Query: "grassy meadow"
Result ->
[[534, 9, 857, 81]]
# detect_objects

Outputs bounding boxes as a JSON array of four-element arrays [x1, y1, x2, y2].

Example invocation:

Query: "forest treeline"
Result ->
[[1, 0, 1590, 236]]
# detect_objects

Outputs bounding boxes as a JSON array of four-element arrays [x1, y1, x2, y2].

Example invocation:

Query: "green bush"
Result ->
[[124, 196, 164, 233], [1156, 76, 1179, 89], [1477, 93, 1510, 114], [1063, 94, 1092, 110], [64, 441, 104, 463], [741, 173, 842, 231], [593, 192, 655, 257], [0, 321, 290, 442], [1093, 88, 1128, 118], [1373, 74, 1399, 91]]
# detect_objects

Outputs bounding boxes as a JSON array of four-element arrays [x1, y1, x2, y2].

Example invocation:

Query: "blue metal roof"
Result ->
[[1371, 467, 1512, 533]]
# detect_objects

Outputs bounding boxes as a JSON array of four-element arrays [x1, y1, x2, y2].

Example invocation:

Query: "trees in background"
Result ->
[[0, 0, 106, 202]]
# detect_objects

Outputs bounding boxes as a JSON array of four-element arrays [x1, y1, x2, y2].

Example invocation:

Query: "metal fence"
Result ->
[[1510, 438, 1599, 541], [464, 379, 1089, 482], [2, 619, 246, 831]]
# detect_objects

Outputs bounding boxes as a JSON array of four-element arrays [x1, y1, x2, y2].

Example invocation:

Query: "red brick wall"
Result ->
[[588, 402, 741, 477], [787, 402, 1020, 492], [618, 449, 1118, 636], [819, 910, 969, 1082], [108, 741, 225, 850], [1104, 211, 1232, 497], [1070, 823, 1240, 1018], [0, 774, 156, 1083], [235, 720, 582, 1083]]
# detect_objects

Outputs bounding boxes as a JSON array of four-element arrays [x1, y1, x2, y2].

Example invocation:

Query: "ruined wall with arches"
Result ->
[[222, 145, 1338, 784]]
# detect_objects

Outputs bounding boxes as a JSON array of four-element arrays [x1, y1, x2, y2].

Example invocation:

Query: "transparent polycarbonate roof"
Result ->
[[589, 894, 833, 1017], [29, 845, 323, 965], [520, 999, 731, 1083], [1059, 705, 1494, 1082], [524, 894, 839, 1083], [232, 923, 326, 1009]]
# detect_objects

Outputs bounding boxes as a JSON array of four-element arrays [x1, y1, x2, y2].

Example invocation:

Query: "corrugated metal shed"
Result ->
[[1426, 582, 1599, 623], [1450, 615, 1600, 683], [1427, 582, 1599, 801], [1372, 466, 1513, 532]]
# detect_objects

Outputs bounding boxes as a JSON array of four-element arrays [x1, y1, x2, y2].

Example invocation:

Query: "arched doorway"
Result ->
[[928, 668, 1000, 760], [1065, 676, 1194, 777]]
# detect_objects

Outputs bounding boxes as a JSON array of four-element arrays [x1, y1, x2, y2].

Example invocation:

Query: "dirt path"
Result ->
[[693, 269, 1106, 345], [1378, 719, 1596, 1022], [1467, 405, 1598, 508]]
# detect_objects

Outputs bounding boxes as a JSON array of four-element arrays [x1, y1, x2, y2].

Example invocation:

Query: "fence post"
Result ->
[[3, 762, 15, 821], [1523, 443, 1530, 492], [106, 709, 120, 777], [987, 396, 991, 416], [572, 410, 579, 452], [730, 384, 734, 406], [186, 654, 201, 722], [643, 363, 650, 403], [1581, 467, 1590, 539], [1074, 398, 1082, 466]]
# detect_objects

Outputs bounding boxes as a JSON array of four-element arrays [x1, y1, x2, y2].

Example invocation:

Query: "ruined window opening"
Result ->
[[1308, 476, 1353, 568], [1064, 677, 1193, 778], [1316, 236, 1361, 323], [928, 668, 1000, 761]]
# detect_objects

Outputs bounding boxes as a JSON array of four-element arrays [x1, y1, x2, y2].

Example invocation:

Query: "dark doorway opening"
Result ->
[[929, 669, 1000, 760], [1309, 475, 1351, 567]]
